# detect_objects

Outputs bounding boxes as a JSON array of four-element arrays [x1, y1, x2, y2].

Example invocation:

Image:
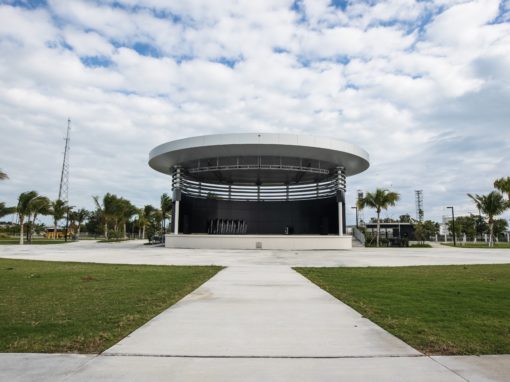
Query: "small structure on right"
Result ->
[[364, 222, 416, 246]]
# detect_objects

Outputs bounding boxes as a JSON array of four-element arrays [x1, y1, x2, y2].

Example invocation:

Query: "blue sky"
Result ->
[[0, 0, 509, 224]]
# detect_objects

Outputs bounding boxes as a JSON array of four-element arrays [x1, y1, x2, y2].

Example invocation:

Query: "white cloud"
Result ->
[[62, 28, 114, 57], [0, 0, 509, 225], [426, 0, 501, 46]]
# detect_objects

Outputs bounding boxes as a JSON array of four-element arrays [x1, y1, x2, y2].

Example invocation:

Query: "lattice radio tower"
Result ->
[[415, 190, 424, 222], [58, 118, 71, 203]]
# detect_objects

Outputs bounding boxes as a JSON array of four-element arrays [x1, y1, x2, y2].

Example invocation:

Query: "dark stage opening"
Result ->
[[177, 194, 342, 235]]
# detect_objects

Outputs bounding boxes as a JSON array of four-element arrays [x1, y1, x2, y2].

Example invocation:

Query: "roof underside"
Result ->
[[149, 134, 370, 185], [181, 155, 334, 185]]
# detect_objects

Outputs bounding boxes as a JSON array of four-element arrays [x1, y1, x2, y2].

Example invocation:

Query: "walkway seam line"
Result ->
[[428, 356, 470, 382], [102, 353, 426, 359]]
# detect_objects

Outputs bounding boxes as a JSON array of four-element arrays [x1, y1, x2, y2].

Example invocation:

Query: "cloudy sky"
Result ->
[[0, 0, 509, 224]]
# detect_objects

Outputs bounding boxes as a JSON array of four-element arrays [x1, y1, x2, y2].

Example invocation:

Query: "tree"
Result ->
[[0, 169, 8, 180], [50, 199, 67, 240], [93, 194, 139, 239], [0, 202, 15, 219], [414, 222, 427, 244], [448, 215, 475, 241], [118, 198, 137, 238], [494, 177, 510, 200], [142, 205, 159, 241], [399, 214, 413, 223], [70, 208, 89, 238], [28, 196, 50, 243], [85, 210, 103, 238], [493, 219, 508, 240], [136, 208, 146, 239], [357, 188, 400, 247], [16, 191, 38, 245], [93, 193, 119, 239], [160, 193, 172, 233], [473, 214, 488, 240], [415, 220, 440, 243], [468, 191, 509, 247]]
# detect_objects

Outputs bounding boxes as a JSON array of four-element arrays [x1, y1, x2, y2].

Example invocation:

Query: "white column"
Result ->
[[174, 200, 180, 235], [336, 166, 346, 236], [338, 202, 343, 236], [172, 166, 182, 236]]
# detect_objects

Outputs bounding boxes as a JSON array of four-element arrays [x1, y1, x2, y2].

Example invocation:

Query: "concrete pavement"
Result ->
[[1, 239, 510, 267], [1, 241, 510, 381], [104, 266, 420, 358], [10, 353, 508, 382]]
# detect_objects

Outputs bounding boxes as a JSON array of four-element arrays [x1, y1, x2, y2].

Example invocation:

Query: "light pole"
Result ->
[[447, 206, 456, 246], [351, 206, 358, 228]]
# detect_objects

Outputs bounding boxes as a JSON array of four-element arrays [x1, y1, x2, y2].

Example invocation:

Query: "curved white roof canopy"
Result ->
[[149, 133, 369, 185]]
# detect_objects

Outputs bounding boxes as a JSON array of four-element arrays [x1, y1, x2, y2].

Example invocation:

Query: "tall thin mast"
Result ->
[[415, 189, 424, 222], [58, 118, 71, 203]]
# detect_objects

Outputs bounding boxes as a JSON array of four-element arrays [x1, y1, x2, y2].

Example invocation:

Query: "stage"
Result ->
[[165, 234, 353, 250], [150, 133, 369, 251]]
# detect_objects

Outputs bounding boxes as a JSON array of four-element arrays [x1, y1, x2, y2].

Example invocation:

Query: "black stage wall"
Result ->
[[177, 195, 342, 235]]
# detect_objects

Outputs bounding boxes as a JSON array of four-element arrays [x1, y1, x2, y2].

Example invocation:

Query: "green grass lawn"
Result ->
[[295, 265, 510, 355], [442, 242, 510, 248], [96, 238, 131, 243], [0, 239, 69, 245], [0, 259, 222, 353]]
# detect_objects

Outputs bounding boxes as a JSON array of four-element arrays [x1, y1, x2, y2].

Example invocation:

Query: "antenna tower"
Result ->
[[58, 118, 71, 203], [415, 190, 424, 222]]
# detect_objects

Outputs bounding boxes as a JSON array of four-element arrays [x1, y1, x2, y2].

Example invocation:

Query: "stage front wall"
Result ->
[[178, 194, 342, 235]]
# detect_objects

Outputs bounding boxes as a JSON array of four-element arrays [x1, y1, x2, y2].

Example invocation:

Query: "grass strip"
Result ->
[[442, 243, 510, 248], [0, 240, 69, 245], [295, 264, 510, 355], [0, 258, 222, 353]]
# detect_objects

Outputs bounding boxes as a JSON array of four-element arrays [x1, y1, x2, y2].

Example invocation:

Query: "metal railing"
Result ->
[[352, 226, 366, 245], [179, 177, 340, 201]]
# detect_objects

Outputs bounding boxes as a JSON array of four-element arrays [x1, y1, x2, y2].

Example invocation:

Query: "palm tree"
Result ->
[[93, 196, 106, 239], [0, 202, 15, 219], [28, 196, 50, 243], [93, 193, 119, 239], [494, 177, 510, 200], [70, 208, 89, 239], [0, 169, 8, 180], [160, 193, 172, 233], [137, 208, 147, 239], [50, 199, 67, 240], [142, 204, 158, 240], [357, 188, 400, 247], [16, 191, 38, 245], [118, 198, 137, 239], [468, 191, 509, 247]]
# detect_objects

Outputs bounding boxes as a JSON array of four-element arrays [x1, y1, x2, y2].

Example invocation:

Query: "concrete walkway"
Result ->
[[1, 242, 510, 381], [2, 239, 510, 267], [105, 266, 420, 358]]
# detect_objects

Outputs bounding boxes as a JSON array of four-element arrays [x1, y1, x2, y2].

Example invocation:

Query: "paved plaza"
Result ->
[[1, 240, 510, 381], [2, 239, 510, 267]]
